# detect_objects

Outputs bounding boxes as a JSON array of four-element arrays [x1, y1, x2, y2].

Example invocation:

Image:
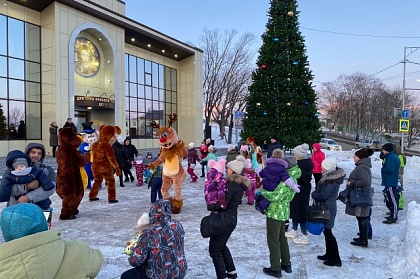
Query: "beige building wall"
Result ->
[[0, 0, 203, 156]]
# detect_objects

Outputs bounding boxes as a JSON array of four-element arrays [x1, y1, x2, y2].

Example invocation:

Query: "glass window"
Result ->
[[8, 100, 25, 139], [8, 18, 24, 59], [0, 78, 7, 99], [145, 100, 152, 112], [137, 58, 144, 84], [137, 85, 144, 99], [26, 61, 40, 82], [145, 86, 152, 99], [9, 79, 25, 100], [25, 23, 40, 62], [165, 90, 171, 103], [158, 89, 164, 101], [145, 73, 152, 86], [171, 69, 177, 91], [145, 60, 151, 74], [129, 55, 136, 82], [0, 100, 6, 139], [0, 16, 6, 55], [0, 56, 6, 77], [164, 67, 171, 90], [152, 63, 159, 87], [158, 65, 164, 88], [137, 99, 144, 113], [129, 97, 137, 111], [130, 82, 137, 98], [171, 92, 177, 104], [25, 82, 40, 102], [9, 58, 25, 80], [125, 82, 129, 97]]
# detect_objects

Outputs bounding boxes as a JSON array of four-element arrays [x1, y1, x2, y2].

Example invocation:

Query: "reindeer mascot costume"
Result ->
[[148, 114, 187, 214]]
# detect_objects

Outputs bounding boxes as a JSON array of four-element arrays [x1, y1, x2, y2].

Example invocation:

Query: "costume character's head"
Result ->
[[80, 122, 99, 146], [98, 125, 121, 145], [59, 127, 82, 148], [150, 113, 179, 149]]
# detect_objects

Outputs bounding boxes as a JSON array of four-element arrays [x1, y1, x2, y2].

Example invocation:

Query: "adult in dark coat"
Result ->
[[311, 158, 345, 267], [208, 155, 250, 279], [63, 118, 77, 134], [225, 146, 240, 165], [288, 144, 314, 244], [112, 136, 127, 187], [123, 137, 138, 182], [345, 148, 373, 247], [49, 122, 59, 158], [263, 135, 283, 158]]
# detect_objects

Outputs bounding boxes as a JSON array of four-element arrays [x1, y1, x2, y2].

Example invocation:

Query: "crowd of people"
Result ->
[[0, 128, 406, 278]]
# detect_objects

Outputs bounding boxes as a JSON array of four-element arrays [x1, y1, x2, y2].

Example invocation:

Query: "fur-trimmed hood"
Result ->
[[226, 173, 251, 189], [320, 167, 346, 184]]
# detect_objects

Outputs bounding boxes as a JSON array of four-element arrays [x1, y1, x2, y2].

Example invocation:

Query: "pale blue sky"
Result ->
[[125, 0, 420, 90]]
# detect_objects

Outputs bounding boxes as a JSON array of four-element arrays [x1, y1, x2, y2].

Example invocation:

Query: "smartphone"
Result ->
[[43, 210, 52, 230]]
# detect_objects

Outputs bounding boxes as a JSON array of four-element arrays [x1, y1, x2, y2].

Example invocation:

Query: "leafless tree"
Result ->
[[8, 107, 25, 127], [200, 28, 255, 143]]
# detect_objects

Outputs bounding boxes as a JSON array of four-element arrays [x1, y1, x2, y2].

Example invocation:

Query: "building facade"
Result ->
[[0, 0, 203, 156]]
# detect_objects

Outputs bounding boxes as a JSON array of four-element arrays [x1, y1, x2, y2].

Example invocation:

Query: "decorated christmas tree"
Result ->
[[241, 0, 321, 149]]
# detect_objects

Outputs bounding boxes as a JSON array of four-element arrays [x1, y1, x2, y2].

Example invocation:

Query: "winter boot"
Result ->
[[262, 267, 282, 278], [351, 219, 368, 247]]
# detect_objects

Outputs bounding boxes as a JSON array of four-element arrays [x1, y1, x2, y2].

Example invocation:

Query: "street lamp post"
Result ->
[[401, 47, 407, 154]]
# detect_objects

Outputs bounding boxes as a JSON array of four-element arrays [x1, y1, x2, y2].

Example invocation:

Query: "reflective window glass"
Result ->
[[0, 56, 6, 77], [165, 90, 171, 103], [158, 89, 164, 101], [171, 69, 177, 91], [171, 92, 177, 103], [152, 63, 158, 87], [125, 82, 129, 97], [9, 58, 24, 80], [130, 83, 137, 98], [129, 55, 136, 82], [8, 18, 24, 59], [158, 65, 164, 88], [8, 100, 25, 139], [137, 58, 144, 84], [129, 97, 137, 111], [0, 16, 6, 55], [125, 54, 129, 81], [137, 99, 144, 113], [137, 85, 144, 99], [145, 86, 152, 99], [0, 78, 7, 99], [9, 79, 25, 100], [145, 60, 151, 74], [164, 67, 171, 90], [25, 23, 40, 62], [145, 100, 152, 112], [26, 82, 40, 102], [145, 73, 152, 86], [0, 100, 6, 139], [26, 61, 40, 82]]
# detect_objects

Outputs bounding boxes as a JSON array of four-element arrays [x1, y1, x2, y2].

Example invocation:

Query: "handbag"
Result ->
[[306, 202, 331, 223], [349, 188, 373, 206], [200, 211, 235, 238], [338, 187, 352, 205], [306, 221, 324, 235]]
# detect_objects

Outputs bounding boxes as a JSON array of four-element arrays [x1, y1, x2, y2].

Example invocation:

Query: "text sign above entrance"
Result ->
[[74, 96, 115, 110]]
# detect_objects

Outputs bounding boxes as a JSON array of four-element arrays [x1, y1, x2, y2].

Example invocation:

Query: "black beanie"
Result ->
[[355, 148, 370, 159], [382, 143, 394, 152]]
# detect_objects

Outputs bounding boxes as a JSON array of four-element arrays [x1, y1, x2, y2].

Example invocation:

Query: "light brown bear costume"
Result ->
[[88, 125, 122, 203], [149, 114, 187, 214], [56, 127, 91, 220]]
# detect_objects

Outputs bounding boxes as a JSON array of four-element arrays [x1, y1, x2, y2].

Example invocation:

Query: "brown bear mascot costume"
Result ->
[[88, 125, 122, 203], [148, 114, 187, 214], [56, 127, 91, 220]]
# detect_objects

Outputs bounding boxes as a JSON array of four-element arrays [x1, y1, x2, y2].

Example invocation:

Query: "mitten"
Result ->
[[284, 177, 300, 193]]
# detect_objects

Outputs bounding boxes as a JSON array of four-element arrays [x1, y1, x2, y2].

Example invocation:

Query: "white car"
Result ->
[[319, 138, 342, 151]]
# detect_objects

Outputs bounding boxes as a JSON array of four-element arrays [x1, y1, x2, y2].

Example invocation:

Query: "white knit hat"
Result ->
[[321, 157, 337, 171], [188, 142, 195, 148], [293, 143, 310, 158], [226, 155, 246, 174]]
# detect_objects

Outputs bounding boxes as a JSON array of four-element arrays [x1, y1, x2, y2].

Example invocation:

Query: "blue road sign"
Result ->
[[402, 109, 409, 119], [399, 119, 410, 132]]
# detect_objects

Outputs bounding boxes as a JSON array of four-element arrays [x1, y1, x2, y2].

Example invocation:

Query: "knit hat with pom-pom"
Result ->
[[226, 155, 246, 174], [293, 143, 310, 158], [208, 159, 226, 173]]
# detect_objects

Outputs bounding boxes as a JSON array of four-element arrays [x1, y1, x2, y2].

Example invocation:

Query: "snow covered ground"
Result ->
[[1, 150, 419, 278]]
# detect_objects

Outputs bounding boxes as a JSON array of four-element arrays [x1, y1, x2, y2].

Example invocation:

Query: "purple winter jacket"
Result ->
[[204, 168, 227, 210], [259, 157, 290, 191]]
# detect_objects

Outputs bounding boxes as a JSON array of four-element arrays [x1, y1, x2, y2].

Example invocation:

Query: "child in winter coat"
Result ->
[[204, 159, 227, 210], [256, 149, 301, 213], [132, 155, 146, 186], [243, 159, 257, 205], [143, 152, 154, 184], [201, 145, 218, 173], [125, 212, 150, 256], [148, 164, 163, 203], [187, 142, 201, 183]]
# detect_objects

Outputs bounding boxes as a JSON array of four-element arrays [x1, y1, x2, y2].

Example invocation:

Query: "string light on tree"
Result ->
[[287, 11, 294, 17], [261, 64, 267, 70], [273, 37, 280, 43]]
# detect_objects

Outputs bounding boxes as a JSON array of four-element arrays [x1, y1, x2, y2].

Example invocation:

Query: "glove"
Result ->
[[284, 177, 300, 193], [84, 145, 90, 151], [291, 183, 301, 193]]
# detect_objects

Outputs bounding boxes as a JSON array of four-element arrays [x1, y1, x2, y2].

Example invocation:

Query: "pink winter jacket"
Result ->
[[311, 143, 325, 174]]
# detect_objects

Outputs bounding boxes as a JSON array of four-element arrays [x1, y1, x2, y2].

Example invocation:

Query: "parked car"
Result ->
[[355, 139, 382, 150], [319, 138, 342, 151]]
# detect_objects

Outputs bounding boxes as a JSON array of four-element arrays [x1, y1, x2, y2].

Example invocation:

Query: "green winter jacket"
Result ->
[[0, 230, 103, 278], [201, 152, 218, 163], [262, 165, 301, 221]]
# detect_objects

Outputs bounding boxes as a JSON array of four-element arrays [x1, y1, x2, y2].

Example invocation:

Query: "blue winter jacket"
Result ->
[[381, 151, 400, 187]]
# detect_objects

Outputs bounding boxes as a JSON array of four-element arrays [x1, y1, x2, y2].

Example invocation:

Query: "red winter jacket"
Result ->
[[311, 143, 325, 174], [199, 144, 209, 159]]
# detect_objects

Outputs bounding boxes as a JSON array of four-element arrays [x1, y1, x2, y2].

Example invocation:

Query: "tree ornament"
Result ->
[[293, 61, 299, 65], [263, 111, 268, 116], [287, 11, 294, 17], [273, 37, 280, 43], [304, 101, 309, 105], [315, 112, 319, 117], [261, 64, 267, 70], [287, 102, 291, 106]]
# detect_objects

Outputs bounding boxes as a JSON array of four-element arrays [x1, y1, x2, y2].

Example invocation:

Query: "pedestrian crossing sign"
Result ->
[[399, 119, 410, 132]]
